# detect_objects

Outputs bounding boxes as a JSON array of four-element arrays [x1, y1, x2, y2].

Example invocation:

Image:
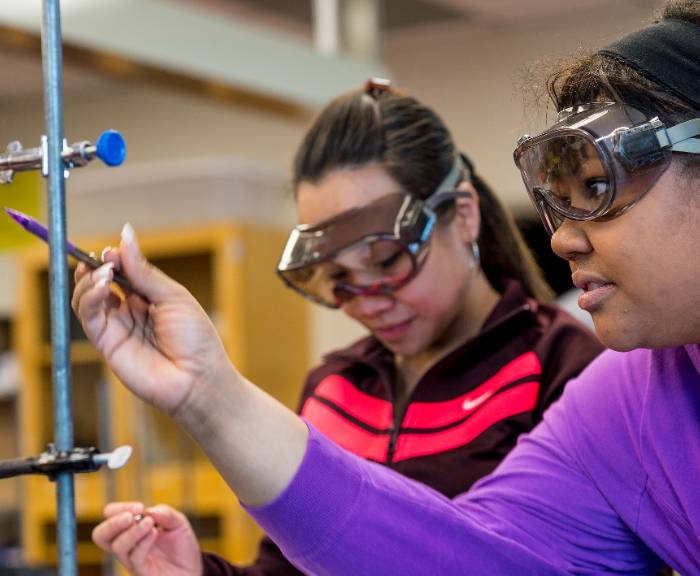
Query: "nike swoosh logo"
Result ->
[[462, 390, 494, 412]]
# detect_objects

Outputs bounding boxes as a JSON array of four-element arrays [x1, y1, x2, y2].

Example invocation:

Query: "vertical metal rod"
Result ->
[[313, 0, 340, 57], [342, 0, 382, 61], [42, 0, 77, 574]]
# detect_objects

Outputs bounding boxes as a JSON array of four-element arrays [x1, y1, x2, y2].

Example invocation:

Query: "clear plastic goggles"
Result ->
[[514, 102, 700, 234], [277, 158, 467, 308]]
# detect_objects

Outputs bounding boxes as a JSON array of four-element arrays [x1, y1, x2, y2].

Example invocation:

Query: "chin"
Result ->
[[592, 313, 683, 351], [379, 337, 421, 357], [591, 317, 643, 352], [598, 335, 639, 352]]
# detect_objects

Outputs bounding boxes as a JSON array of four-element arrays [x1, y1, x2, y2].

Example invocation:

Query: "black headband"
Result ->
[[599, 19, 700, 110]]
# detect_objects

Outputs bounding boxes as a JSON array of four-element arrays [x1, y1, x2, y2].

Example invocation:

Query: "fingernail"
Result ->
[[95, 262, 114, 281], [100, 246, 113, 262], [96, 277, 108, 290], [121, 222, 135, 246]]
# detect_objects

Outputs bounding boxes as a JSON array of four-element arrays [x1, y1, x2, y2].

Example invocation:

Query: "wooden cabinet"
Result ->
[[15, 224, 310, 573], [0, 318, 21, 568]]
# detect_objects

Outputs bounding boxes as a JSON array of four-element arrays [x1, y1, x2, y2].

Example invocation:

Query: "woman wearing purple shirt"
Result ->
[[73, 0, 700, 573]]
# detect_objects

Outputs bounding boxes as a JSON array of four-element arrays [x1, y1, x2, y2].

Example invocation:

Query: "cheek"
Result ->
[[588, 187, 700, 347], [395, 243, 469, 314]]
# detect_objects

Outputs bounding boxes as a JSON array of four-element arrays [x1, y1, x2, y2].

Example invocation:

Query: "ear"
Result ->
[[452, 180, 480, 244]]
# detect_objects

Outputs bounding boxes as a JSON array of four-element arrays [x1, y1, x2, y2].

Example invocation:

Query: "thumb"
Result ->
[[119, 223, 184, 303], [145, 505, 194, 534]]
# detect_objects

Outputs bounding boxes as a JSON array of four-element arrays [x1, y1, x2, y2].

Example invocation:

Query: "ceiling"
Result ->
[[0, 43, 108, 101], [0, 0, 661, 105], [184, 0, 660, 33]]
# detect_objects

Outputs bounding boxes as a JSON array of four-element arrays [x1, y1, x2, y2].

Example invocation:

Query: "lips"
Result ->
[[583, 281, 610, 291], [373, 318, 414, 340], [572, 270, 613, 291], [572, 272, 616, 312]]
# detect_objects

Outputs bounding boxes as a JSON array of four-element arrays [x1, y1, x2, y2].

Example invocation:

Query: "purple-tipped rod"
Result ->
[[5, 207, 136, 294]]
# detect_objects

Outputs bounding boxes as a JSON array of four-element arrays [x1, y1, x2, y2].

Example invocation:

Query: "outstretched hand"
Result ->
[[92, 502, 203, 576], [74, 223, 309, 507], [71, 223, 232, 416]]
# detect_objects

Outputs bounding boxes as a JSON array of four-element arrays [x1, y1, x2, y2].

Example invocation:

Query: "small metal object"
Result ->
[[133, 513, 144, 523], [365, 77, 392, 94], [0, 130, 126, 185]]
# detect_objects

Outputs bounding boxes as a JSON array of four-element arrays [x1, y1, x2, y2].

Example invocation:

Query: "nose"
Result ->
[[343, 293, 394, 319], [550, 220, 593, 263]]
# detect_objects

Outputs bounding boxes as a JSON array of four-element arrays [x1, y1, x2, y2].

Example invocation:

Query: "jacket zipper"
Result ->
[[328, 303, 533, 466], [386, 406, 406, 465], [387, 304, 531, 466]]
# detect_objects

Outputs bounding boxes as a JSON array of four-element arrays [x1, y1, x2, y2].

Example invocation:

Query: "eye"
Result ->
[[585, 178, 609, 199], [327, 268, 349, 282], [378, 250, 402, 270]]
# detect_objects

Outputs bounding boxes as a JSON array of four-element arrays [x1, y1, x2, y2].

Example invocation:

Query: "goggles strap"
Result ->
[[671, 138, 700, 154], [663, 118, 700, 154], [425, 155, 464, 210], [436, 155, 463, 192]]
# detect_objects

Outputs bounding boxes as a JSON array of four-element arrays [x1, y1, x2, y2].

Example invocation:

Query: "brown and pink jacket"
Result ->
[[203, 280, 603, 575]]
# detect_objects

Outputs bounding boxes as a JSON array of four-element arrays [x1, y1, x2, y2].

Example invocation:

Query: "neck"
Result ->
[[394, 272, 501, 407]]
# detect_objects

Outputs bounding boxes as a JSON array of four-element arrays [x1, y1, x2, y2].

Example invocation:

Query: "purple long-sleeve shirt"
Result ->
[[248, 345, 700, 575]]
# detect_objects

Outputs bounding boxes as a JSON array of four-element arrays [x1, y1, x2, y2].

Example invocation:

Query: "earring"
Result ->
[[470, 241, 481, 268]]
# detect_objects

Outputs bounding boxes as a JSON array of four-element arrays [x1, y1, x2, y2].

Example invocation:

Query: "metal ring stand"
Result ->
[[0, 2, 127, 573]]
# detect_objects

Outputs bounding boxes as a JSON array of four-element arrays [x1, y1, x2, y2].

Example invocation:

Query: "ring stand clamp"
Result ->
[[0, 444, 132, 481]]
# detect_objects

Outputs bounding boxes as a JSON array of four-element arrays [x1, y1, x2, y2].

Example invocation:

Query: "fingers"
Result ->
[[94, 502, 146, 550], [113, 514, 158, 572], [71, 262, 113, 313], [104, 501, 144, 519], [101, 502, 190, 532], [74, 261, 90, 285], [93, 507, 157, 573], [72, 245, 121, 289], [143, 504, 190, 532], [118, 223, 185, 304], [71, 262, 115, 337], [127, 523, 159, 569], [76, 224, 186, 308], [92, 510, 140, 551], [101, 245, 123, 272]]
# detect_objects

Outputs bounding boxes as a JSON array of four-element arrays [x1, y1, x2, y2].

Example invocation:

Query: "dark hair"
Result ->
[[292, 85, 553, 301], [546, 0, 700, 174]]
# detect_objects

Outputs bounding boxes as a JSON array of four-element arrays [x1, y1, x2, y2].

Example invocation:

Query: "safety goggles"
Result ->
[[277, 158, 467, 308], [514, 102, 700, 234]]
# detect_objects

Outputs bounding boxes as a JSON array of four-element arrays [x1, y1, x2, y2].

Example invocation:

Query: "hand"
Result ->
[[71, 223, 233, 416], [92, 502, 203, 576], [74, 224, 308, 506]]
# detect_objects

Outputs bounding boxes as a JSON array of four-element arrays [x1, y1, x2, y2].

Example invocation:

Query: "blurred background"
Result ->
[[0, 0, 662, 573]]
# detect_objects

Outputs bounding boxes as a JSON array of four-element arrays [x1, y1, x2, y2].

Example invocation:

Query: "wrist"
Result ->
[[171, 354, 243, 438], [168, 352, 308, 506]]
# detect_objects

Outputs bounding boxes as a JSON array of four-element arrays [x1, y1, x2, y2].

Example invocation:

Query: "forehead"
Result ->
[[296, 163, 403, 226]]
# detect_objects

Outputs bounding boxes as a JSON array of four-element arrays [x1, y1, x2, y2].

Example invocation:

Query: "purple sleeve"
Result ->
[[247, 350, 666, 575], [246, 424, 562, 575]]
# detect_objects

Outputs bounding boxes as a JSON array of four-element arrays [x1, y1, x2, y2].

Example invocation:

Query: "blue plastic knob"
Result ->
[[95, 130, 126, 167]]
